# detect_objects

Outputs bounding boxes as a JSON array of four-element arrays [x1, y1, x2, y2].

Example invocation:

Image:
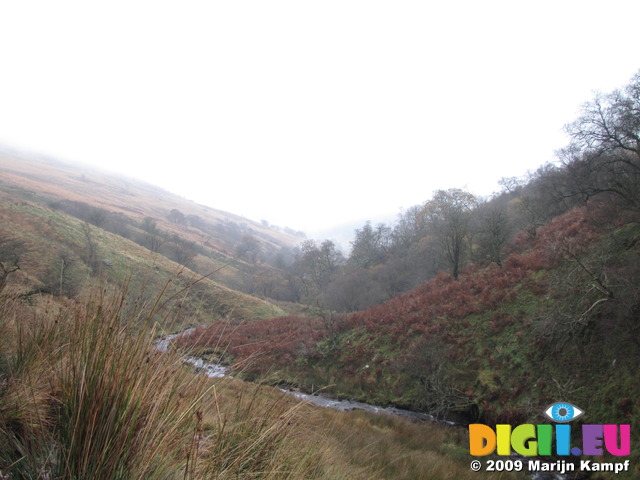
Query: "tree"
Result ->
[[44, 249, 83, 297], [474, 202, 511, 267], [81, 222, 99, 274], [349, 222, 391, 268], [169, 234, 198, 268], [87, 207, 108, 228], [501, 165, 574, 238], [167, 209, 186, 225], [293, 240, 343, 300], [0, 237, 24, 290], [386, 206, 440, 290], [400, 335, 476, 419], [140, 217, 166, 253], [422, 189, 477, 279], [236, 234, 261, 264], [559, 70, 640, 209], [392, 205, 429, 248]]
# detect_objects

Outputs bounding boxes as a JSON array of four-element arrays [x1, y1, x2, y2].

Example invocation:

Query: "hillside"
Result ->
[[182, 196, 640, 461], [0, 146, 302, 249], [0, 146, 303, 326]]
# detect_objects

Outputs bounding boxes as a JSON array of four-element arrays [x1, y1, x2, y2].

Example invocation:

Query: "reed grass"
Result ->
[[0, 287, 320, 479]]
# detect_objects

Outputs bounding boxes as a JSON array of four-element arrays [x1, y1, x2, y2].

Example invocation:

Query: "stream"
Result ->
[[155, 329, 455, 423], [155, 329, 568, 480]]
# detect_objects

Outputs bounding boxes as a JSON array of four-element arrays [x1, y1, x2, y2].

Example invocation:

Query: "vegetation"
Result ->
[[0, 286, 318, 479], [2, 70, 640, 478], [178, 71, 640, 477], [0, 151, 526, 479], [0, 149, 303, 303], [0, 280, 525, 479]]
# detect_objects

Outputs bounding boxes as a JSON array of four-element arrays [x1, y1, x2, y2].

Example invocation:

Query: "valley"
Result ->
[[2, 72, 640, 478]]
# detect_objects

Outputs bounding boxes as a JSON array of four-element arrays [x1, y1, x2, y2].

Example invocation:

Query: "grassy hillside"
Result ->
[[0, 148, 527, 479], [0, 147, 306, 327], [0, 146, 302, 297], [0, 270, 530, 479], [182, 197, 640, 475], [0, 146, 301, 249]]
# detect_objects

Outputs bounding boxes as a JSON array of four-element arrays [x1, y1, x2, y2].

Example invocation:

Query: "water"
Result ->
[[155, 329, 567, 479], [154, 328, 229, 379], [287, 390, 461, 425], [154, 329, 451, 422]]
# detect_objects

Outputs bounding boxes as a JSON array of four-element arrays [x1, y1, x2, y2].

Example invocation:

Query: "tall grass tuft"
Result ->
[[193, 382, 321, 479], [0, 286, 319, 479], [50, 289, 204, 479]]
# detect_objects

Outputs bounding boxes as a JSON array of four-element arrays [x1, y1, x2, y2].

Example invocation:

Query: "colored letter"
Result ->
[[582, 425, 604, 455], [556, 424, 571, 455], [604, 425, 630, 456], [537, 424, 552, 455], [496, 424, 512, 455], [469, 424, 496, 456], [511, 424, 537, 456]]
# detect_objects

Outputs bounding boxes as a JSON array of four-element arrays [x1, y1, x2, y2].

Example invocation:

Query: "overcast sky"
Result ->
[[0, 1, 639, 236]]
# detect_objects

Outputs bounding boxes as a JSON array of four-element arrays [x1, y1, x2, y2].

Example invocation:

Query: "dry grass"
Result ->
[[0, 286, 320, 479], [0, 283, 527, 479], [0, 196, 283, 324], [0, 150, 299, 249], [296, 407, 528, 480]]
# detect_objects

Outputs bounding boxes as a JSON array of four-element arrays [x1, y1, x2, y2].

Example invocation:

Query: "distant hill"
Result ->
[[0, 145, 305, 327], [0, 146, 303, 250]]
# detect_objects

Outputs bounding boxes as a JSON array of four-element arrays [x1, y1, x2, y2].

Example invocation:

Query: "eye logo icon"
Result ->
[[544, 402, 584, 423]]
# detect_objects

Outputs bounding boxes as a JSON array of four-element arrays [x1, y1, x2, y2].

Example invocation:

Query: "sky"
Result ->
[[0, 1, 639, 237]]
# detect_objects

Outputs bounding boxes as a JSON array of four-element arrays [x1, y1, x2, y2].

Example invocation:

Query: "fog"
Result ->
[[0, 1, 639, 233]]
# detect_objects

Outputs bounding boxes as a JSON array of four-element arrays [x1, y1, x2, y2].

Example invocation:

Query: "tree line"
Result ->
[[242, 69, 640, 313], [3, 70, 638, 313]]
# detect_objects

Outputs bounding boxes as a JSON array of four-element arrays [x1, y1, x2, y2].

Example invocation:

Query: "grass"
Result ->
[[0, 194, 284, 324], [0, 150, 301, 294], [298, 407, 528, 480], [0, 281, 534, 479], [0, 285, 320, 479]]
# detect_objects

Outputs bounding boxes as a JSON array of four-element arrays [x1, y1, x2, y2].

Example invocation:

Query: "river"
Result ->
[[155, 329, 455, 422], [155, 329, 568, 480]]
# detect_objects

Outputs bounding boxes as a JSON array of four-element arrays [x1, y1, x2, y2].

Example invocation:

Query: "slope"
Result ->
[[0, 146, 295, 326], [0, 146, 303, 290], [182, 195, 640, 442]]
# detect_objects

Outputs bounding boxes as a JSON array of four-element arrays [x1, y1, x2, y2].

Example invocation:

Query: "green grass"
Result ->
[[0, 195, 284, 325]]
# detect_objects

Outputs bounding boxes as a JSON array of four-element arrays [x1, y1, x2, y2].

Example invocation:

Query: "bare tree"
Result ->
[[169, 234, 198, 268], [474, 202, 512, 266], [559, 70, 640, 209], [140, 217, 166, 253], [422, 189, 477, 279], [42, 249, 82, 297], [236, 234, 261, 264], [81, 222, 99, 274], [399, 335, 477, 419], [392, 205, 429, 248], [0, 237, 24, 290], [349, 222, 391, 268], [293, 240, 343, 300]]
